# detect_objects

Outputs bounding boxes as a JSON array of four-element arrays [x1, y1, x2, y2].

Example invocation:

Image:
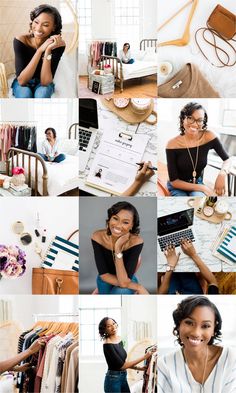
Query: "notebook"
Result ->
[[85, 130, 150, 195], [79, 98, 99, 172], [42, 235, 79, 272], [216, 226, 236, 263]]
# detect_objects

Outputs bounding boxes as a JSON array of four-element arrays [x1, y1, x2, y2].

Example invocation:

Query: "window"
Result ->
[[78, 0, 92, 52], [113, 0, 141, 50], [80, 296, 122, 356], [32, 99, 77, 140]]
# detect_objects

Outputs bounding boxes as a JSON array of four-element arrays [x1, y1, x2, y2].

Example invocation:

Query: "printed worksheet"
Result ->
[[86, 130, 150, 194]]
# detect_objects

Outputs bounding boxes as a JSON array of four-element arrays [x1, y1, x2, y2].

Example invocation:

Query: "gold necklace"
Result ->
[[184, 346, 208, 392], [184, 135, 200, 184]]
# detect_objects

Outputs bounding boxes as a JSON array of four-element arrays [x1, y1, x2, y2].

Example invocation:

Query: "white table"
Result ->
[[79, 99, 157, 196], [158, 197, 236, 272]]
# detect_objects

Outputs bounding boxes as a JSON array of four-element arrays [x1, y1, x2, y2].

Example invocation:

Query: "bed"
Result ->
[[6, 124, 79, 196], [99, 39, 157, 92]]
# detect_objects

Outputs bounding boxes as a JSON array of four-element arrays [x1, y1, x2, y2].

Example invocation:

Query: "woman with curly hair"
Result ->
[[92, 201, 149, 294], [12, 4, 65, 98], [99, 317, 154, 393], [166, 102, 230, 196], [158, 296, 236, 392]]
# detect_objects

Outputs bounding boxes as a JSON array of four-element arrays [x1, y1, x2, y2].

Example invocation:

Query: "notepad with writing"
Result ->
[[42, 235, 79, 272], [86, 130, 150, 195]]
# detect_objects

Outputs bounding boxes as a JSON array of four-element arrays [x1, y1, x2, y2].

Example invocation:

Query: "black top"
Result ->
[[13, 38, 65, 79], [103, 341, 127, 370], [92, 239, 143, 278], [166, 137, 229, 182]]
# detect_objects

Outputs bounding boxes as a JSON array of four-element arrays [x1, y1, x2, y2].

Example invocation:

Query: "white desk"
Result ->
[[79, 99, 157, 196], [158, 197, 236, 273]]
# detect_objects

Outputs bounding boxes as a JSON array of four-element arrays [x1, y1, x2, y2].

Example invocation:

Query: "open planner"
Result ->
[[85, 130, 150, 194]]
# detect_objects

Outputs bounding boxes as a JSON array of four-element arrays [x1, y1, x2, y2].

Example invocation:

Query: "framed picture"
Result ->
[[92, 81, 100, 94]]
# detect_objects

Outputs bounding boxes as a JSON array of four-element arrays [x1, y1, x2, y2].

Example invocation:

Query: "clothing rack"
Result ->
[[33, 313, 79, 322], [0, 121, 37, 123]]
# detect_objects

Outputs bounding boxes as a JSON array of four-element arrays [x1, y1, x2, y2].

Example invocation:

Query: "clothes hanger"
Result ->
[[158, 0, 199, 46]]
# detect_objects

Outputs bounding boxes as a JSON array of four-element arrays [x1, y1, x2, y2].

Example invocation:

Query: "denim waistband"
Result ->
[[106, 370, 127, 375]]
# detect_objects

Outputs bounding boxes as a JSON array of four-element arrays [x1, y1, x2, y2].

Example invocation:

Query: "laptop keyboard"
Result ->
[[158, 228, 195, 251], [79, 128, 92, 151]]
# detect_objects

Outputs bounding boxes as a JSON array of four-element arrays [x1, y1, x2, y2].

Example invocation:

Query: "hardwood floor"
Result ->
[[79, 75, 157, 98]]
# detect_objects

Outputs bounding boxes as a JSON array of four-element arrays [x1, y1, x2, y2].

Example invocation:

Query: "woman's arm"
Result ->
[[170, 179, 215, 196], [121, 350, 153, 370], [0, 338, 45, 374], [100, 273, 148, 293], [122, 161, 155, 196]]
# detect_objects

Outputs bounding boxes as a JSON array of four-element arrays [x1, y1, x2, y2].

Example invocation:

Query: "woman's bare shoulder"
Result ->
[[203, 130, 217, 142], [15, 35, 30, 45], [129, 234, 144, 247], [166, 136, 181, 149], [91, 229, 106, 242]]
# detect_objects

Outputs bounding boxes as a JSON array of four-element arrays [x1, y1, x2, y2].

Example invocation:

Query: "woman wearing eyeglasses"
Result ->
[[166, 102, 230, 197]]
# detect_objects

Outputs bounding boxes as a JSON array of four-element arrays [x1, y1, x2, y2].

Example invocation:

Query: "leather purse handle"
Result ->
[[67, 229, 79, 241], [195, 27, 236, 67]]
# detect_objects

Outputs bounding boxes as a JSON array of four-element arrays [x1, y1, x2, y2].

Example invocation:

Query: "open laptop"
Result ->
[[79, 98, 99, 172], [157, 208, 198, 261]]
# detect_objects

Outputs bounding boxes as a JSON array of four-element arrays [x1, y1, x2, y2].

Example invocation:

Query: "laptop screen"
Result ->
[[158, 208, 194, 236], [79, 98, 99, 129]]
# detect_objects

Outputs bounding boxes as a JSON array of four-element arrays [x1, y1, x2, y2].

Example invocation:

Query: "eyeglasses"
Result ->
[[186, 116, 204, 126]]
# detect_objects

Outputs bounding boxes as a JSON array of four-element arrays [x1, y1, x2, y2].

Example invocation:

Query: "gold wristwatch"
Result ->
[[115, 252, 123, 259], [166, 265, 175, 272]]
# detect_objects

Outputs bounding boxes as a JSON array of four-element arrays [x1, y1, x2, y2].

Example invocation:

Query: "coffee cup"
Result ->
[[214, 200, 232, 220]]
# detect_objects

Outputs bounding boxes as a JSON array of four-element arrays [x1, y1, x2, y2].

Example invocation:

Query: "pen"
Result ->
[[136, 163, 157, 171]]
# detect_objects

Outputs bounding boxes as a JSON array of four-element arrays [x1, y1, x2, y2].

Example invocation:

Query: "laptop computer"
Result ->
[[157, 208, 198, 263], [79, 98, 99, 172]]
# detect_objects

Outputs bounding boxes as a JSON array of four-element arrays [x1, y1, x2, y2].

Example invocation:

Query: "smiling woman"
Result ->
[[158, 296, 236, 393], [166, 102, 230, 197], [11, 4, 66, 98], [91, 201, 149, 295]]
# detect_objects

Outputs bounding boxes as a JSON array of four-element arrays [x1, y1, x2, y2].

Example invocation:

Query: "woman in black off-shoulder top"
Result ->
[[91, 201, 149, 294], [99, 317, 153, 393], [166, 102, 230, 197], [12, 4, 65, 98]]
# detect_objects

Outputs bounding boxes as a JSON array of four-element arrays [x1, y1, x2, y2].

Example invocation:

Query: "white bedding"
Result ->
[[120, 60, 157, 80], [13, 154, 79, 195]]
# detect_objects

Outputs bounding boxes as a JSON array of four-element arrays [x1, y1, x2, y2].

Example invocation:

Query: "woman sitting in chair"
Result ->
[[91, 201, 149, 294], [12, 4, 65, 98]]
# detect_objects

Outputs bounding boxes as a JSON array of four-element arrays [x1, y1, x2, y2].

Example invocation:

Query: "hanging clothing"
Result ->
[[90, 41, 117, 67], [0, 124, 37, 161], [142, 346, 157, 393]]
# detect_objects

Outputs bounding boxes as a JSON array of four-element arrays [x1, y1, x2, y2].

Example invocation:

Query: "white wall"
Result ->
[[0, 197, 79, 294]]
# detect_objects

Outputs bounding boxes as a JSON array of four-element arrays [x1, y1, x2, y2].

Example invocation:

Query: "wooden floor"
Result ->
[[79, 75, 157, 98]]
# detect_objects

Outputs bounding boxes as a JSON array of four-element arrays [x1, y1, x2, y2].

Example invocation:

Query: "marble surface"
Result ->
[[158, 197, 236, 273], [79, 99, 157, 196]]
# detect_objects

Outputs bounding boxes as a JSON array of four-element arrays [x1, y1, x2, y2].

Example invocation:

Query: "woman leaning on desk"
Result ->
[[166, 102, 230, 197]]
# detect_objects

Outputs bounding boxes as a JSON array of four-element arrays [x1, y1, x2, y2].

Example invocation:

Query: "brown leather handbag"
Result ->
[[195, 4, 236, 67], [32, 268, 79, 294], [32, 230, 79, 295]]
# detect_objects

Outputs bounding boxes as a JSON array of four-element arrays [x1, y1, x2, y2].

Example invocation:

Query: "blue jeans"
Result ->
[[97, 275, 138, 294], [168, 273, 203, 294], [12, 78, 54, 98], [123, 59, 134, 64], [167, 178, 205, 197], [104, 370, 130, 393], [38, 153, 66, 163]]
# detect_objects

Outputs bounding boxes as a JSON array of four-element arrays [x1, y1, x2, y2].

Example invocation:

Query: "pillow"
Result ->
[[59, 139, 78, 155], [132, 50, 146, 61]]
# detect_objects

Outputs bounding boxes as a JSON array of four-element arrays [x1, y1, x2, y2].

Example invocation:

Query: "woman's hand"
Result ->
[[38, 37, 55, 54], [12, 363, 32, 372], [28, 338, 46, 355], [45, 35, 66, 53], [114, 233, 130, 253], [180, 238, 197, 258], [136, 285, 149, 294], [164, 244, 180, 269], [214, 173, 226, 196], [199, 184, 216, 196], [135, 161, 155, 184]]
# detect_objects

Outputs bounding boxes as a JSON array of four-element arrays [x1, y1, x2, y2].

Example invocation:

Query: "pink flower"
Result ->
[[12, 167, 25, 175], [7, 246, 19, 257], [1, 261, 24, 279]]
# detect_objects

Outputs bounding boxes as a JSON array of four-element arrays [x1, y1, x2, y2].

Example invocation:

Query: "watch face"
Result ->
[[46, 54, 52, 60], [166, 266, 171, 272], [116, 252, 123, 259]]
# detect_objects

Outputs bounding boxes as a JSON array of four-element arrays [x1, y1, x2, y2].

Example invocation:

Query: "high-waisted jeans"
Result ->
[[167, 178, 205, 197], [104, 370, 130, 393], [12, 78, 54, 98], [97, 275, 138, 294]]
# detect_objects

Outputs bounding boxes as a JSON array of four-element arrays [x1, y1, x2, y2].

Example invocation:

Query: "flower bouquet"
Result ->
[[11, 167, 26, 187], [0, 245, 26, 279]]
